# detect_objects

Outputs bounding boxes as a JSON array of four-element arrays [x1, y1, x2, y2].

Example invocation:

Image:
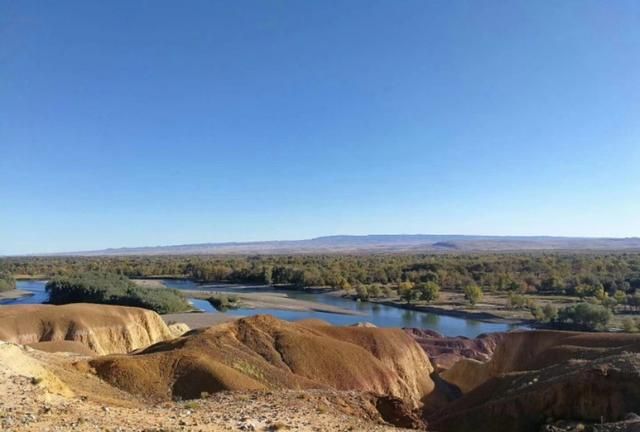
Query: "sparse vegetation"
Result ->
[[182, 401, 200, 410], [45, 272, 190, 314]]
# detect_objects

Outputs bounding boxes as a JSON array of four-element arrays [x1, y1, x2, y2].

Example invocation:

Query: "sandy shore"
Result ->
[[131, 279, 167, 289], [184, 290, 364, 316], [0, 289, 34, 302]]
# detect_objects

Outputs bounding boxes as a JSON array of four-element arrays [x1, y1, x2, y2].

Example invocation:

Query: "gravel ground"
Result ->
[[0, 359, 414, 432]]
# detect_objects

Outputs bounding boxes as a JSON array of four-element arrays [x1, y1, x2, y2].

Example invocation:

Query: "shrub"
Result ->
[[45, 272, 190, 314], [207, 294, 240, 311], [542, 303, 558, 322], [623, 318, 638, 333], [530, 304, 544, 321], [463, 284, 483, 306], [507, 293, 527, 310], [383, 285, 396, 298], [367, 284, 382, 298]]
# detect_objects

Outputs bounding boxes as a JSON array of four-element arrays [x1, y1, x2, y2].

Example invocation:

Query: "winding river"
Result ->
[[4, 280, 521, 337]]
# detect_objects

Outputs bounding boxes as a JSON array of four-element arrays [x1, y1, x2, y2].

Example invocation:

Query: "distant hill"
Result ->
[[47, 234, 640, 256]]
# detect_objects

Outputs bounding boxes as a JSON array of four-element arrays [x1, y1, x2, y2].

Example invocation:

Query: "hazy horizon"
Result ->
[[2, 1, 639, 255], [4, 232, 640, 257]]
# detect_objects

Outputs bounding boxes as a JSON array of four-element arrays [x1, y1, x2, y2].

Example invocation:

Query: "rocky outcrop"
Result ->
[[0, 304, 177, 355], [87, 315, 434, 407], [427, 331, 640, 432], [404, 328, 504, 371], [0, 341, 73, 397], [167, 322, 190, 337], [430, 352, 640, 432], [542, 415, 640, 432], [441, 330, 640, 393]]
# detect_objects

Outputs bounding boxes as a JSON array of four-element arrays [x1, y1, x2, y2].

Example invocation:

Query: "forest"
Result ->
[[45, 271, 190, 314], [4, 253, 640, 330]]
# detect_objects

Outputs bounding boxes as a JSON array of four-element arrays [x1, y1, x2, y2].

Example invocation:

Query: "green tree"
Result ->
[[614, 290, 626, 304], [417, 281, 440, 303], [555, 303, 611, 331], [399, 281, 416, 304], [262, 266, 273, 285], [354, 284, 369, 301], [463, 284, 483, 306], [337, 277, 352, 293]]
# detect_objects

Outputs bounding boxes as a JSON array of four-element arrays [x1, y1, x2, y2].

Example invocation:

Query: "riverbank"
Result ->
[[7, 279, 522, 336], [373, 300, 530, 325], [317, 289, 531, 325], [134, 278, 533, 325]]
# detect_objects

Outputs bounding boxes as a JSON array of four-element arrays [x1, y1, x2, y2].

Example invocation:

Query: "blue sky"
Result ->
[[1, 1, 639, 254]]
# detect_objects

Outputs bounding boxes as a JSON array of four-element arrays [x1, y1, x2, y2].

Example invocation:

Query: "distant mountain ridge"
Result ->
[[46, 234, 640, 256]]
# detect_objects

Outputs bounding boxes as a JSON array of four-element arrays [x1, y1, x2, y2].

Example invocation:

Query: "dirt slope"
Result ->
[[0, 304, 177, 355], [430, 352, 640, 432], [87, 314, 434, 407], [0, 342, 418, 431], [441, 330, 640, 393], [404, 328, 504, 371], [427, 330, 640, 432]]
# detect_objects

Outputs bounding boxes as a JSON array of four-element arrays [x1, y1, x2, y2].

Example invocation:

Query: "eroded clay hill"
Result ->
[[428, 330, 640, 432], [86, 314, 434, 407], [0, 304, 181, 355]]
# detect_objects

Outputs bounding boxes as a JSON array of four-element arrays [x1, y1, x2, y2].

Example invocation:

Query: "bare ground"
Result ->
[[0, 340, 417, 432], [0, 373, 414, 431]]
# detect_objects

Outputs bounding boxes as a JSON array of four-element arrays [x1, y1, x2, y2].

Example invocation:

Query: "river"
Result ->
[[4, 280, 521, 337]]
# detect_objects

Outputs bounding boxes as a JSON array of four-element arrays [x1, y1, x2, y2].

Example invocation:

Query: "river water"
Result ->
[[5, 280, 521, 337]]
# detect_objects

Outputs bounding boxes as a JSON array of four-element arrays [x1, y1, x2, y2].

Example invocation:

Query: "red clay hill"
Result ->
[[85, 314, 434, 407]]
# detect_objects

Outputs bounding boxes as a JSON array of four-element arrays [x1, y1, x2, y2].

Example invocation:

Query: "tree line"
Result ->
[[45, 271, 190, 314], [4, 253, 640, 296]]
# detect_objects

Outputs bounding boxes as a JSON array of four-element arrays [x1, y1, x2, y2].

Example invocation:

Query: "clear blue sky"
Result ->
[[1, 1, 639, 254]]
